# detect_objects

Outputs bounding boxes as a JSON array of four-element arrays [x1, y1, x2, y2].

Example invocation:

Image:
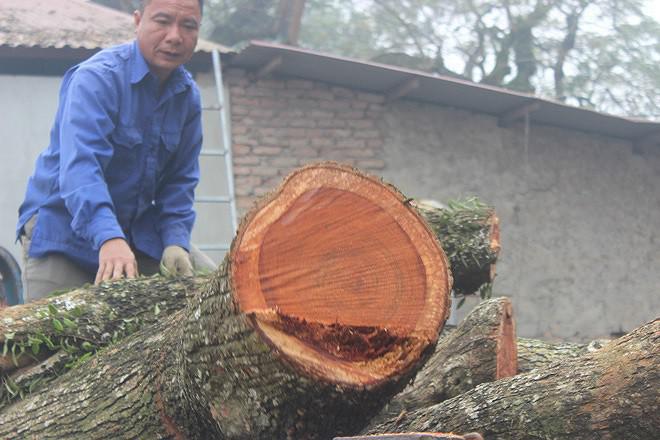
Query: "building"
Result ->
[[2, 0, 659, 340]]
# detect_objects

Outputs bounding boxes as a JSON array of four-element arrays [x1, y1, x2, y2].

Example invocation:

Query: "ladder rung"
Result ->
[[202, 105, 223, 111], [197, 244, 230, 251], [200, 149, 228, 157], [196, 196, 233, 203]]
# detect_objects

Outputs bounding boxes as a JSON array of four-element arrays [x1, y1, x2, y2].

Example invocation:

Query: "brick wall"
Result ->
[[226, 68, 387, 213], [222, 68, 660, 341]]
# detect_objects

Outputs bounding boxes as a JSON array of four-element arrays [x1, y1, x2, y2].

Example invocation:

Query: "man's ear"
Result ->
[[133, 10, 142, 31]]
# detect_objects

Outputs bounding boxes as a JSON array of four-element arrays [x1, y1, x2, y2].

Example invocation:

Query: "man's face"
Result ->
[[134, 0, 201, 82]]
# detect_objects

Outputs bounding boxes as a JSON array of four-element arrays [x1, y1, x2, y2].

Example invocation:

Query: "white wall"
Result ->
[[192, 72, 235, 264], [0, 75, 61, 266], [379, 100, 660, 340], [0, 72, 234, 273]]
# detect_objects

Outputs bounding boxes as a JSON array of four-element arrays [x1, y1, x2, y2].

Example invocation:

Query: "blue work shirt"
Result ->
[[17, 41, 202, 273]]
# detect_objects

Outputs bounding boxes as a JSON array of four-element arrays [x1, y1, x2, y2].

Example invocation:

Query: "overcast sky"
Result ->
[[645, 1, 660, 20]]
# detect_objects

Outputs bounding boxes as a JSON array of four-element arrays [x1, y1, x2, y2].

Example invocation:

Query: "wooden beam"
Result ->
[[498, 101, 540, 127], [634, 130, 660, 150], [334, 433, 481, 440], [386, 78, 420, 102], [255, 56, 283, 79]]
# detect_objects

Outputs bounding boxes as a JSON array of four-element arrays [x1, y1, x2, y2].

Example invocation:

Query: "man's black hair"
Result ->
[[139, 0, 204, 15]]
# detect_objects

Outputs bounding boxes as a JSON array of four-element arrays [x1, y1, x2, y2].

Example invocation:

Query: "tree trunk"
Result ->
[[363, 318, 660, 439], [517, 337, 609, 374], [336, 433, 482, 440], [413, 199, 500, 296], [369, 298, 516, 427], [0, 276, 207, 407], [0, 194, 493, 409], [0, 162, 451, 439]]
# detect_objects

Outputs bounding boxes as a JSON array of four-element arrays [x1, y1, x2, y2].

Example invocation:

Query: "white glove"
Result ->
[[160, 245, 194, 277]]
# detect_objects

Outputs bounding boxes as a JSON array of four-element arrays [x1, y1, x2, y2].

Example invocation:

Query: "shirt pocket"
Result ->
[[157, 131, 182, 174], [108, 126, 143, 180], [160, 131, 181, 153]]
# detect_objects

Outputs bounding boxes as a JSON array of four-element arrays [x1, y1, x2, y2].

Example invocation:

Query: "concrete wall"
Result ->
[[226, 69, 388, 213], [225, 69, 660, 341], [3, 68, 658, 340], [380, 101, 660, 340], [0, 72, 235, 269], [0, 75, 61, 266]]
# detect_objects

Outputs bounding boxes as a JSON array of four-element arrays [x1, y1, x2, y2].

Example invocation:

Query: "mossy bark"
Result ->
[[0, 163, 453, 438], [368, 298, 516, 427], [0, 276, 207, 407], [335, 433, 479, 440], [363, 318, 660, 439], [1, 276, 206, 364], [0, 260, 429, 439], [413, 199, 499, 296], [517, 337, 609, 374]]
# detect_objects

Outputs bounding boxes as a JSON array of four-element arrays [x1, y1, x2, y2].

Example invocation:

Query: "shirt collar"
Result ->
[[130, 40, 193, 95], [130, 40, 151, 85]]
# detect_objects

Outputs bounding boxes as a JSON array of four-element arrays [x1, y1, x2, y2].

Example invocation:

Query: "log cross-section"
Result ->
[[0, 162, 451, 439], [413, 199, 500, 296], [368, 297, 517, 427], [231, 162, 451, 386], [364, 318, 660, 439]]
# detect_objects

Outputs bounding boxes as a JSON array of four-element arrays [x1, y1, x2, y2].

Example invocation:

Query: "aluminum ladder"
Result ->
[[196, 49, 238, 256]]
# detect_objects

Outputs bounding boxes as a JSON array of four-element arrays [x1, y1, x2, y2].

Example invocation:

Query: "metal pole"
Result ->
[[212, 49, 238, 234]]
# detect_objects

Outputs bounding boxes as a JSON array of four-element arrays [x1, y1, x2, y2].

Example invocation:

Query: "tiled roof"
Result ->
[[0, 0, 229, 53]]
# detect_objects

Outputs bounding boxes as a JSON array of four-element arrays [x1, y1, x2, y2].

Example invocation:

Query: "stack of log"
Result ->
[[0, 162, 657, 439]]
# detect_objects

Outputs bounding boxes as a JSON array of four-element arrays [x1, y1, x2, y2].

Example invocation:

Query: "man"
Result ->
[[16, 0, 212, 301]]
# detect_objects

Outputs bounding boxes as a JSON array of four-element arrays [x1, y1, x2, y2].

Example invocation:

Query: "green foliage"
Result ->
[[202, 0, 280, 46], [92, 0, 659, 117], [428, 196, 496, 271], [416, 196, 499, 303], [0, 303, 146, 405], [198, 0, 659, 119]]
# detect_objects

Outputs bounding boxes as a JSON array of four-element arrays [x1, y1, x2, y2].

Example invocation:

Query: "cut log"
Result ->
[[369, 298, 516, 427], [335, 433, 483, 440], [0, 162, 451, 439], [0, 276, 206, 407], [363, 318, 660, 439], [1, 197, 494, 407], [517, 337, 609, 374], [413, 199, 500, 296]]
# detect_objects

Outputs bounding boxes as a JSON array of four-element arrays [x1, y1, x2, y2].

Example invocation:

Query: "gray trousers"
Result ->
[[20, 216, 217, 302]]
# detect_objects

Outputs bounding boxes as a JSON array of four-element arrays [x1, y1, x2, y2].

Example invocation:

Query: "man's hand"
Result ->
[[95, 238, 138, 285], [160, 245, 194, 277]]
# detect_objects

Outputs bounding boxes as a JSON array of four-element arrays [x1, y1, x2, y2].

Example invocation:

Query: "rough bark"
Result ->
[[0, 276, 207, 407], [363, 318, 660, 439], [413, 199, 500, 296], [336, 433, 482, 440], [0, 162, 451, 439], [517, 337, 609, 374], [369, 298, 516, 428], [0, 194, 495, 408]]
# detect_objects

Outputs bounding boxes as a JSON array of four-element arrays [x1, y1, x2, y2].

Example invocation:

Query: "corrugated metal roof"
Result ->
[[0, 0, 229, 53], [228, 41, 660, 143]]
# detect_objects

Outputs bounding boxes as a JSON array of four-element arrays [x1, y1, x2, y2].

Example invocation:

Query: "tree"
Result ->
[[363, 318, 660, 439], [303, 0, 659, 119], [299, 0, 659, 119], [90, 0, 659, 118], [201, 0, 308, 46], [91, 0, 135, 13], [0, 163, 452, 439]]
